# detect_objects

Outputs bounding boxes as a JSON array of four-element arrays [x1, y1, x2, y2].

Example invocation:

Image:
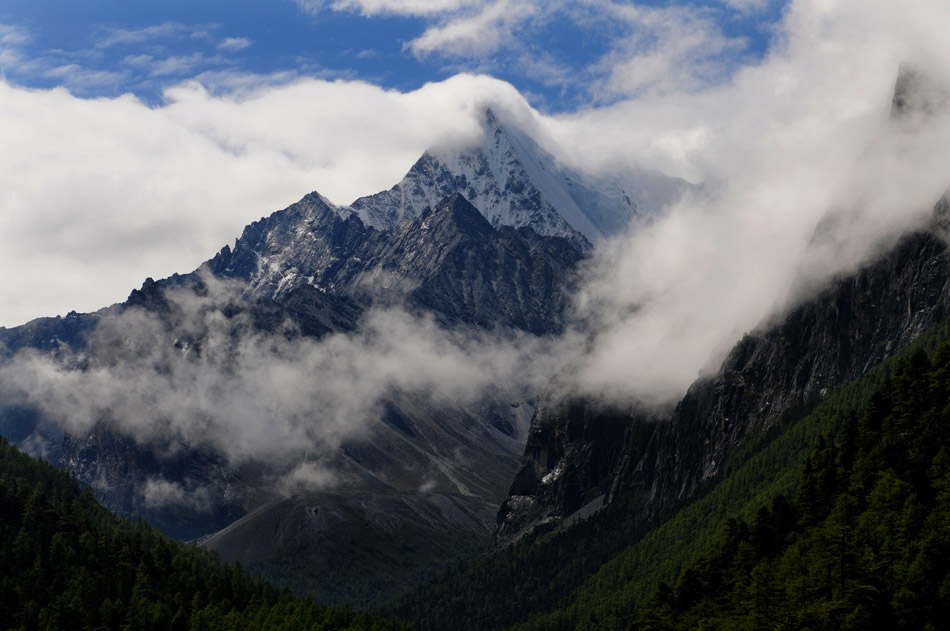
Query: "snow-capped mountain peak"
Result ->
[[346, 109, 688, 250]]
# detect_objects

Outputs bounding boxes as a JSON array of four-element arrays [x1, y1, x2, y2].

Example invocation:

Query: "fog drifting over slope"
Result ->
[[564, 0, 950, 404], [0, 276, 573, 470], [2, 0, 950, 483]]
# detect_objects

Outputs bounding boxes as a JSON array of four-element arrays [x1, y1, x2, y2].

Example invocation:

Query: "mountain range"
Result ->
[[0, 108, 685, 604], [2, 66, 949, 629]]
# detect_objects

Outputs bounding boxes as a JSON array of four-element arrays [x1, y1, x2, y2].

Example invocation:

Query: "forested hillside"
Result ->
[[627, 343, 950, 630], [387, 321, 950, 630], [0, 437, 406, 631]]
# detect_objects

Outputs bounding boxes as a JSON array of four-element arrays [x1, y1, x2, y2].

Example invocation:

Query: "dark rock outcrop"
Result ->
[[211, 192, 583, 335], [495, 196, 950, 546]]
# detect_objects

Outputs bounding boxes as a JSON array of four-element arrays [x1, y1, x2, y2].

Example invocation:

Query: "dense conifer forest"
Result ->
[[625, 344, 950, 630], [388, 324, 950, 630], [0, 437, 407, 631]]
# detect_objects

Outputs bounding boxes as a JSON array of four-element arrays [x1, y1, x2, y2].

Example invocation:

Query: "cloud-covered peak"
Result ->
[[891, 62, 950, 121], [346, 104, 686, 248]]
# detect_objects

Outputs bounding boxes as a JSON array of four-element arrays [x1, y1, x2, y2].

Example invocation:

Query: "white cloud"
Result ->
[[1, 21, 243, 96], [0, 23, 30, 72], [42, 63, 125, 89], [218, 37, 253, 52], [3, 0, 950, 423], [0, 277, 571, 469], [408, 0, 538, 57], [0, 23, 31, 47], [278, 461, 338, 494], [286, 0, 760, 100], [142, 477, 213, 511], [595, 3, 748, 98], [293, 0, 328, 15], [148, 53, 218, 77], [295, 0, 479, 17], [293, 0, 537, 59], [720, 0, 771, 12], [94, 22, 199, 49], [559, 0, 950, 404], [334, 0, 479, 16]]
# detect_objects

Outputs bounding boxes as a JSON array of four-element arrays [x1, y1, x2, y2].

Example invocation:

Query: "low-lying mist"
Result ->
[[0, 276, 578, 482]]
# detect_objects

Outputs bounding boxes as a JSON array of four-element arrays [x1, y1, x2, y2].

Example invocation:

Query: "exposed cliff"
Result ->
[[495, 196, 950, 546], [210, 192, 582, 335]]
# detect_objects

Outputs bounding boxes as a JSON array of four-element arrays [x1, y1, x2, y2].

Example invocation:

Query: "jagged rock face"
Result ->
[[0, 309, 106, 358], [60, 427, 246, 540], [208, 192, 372, 300], [212, 192, 583, 335], [495, 197, 950, 546], [126, 273, 365, 339], [348, 109, 689, 249], [379, 195, 583, 332]]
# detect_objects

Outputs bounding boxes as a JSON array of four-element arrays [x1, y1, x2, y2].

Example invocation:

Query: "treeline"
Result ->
[[0, 437, 407, 631], [629, 345, 950, 630]]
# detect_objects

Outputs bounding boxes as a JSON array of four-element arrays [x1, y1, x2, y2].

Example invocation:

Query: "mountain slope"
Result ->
[[495, 195, 950, 547], [0, 435, 407, 631], [625, 345, 950, 630], [533, 337, 950, 631], [0, 104, 688, 612], [0, 189, 582, 606], [195, 196, 576, 603], [210, 192, 582, 335], [384, 208, 950, 630]]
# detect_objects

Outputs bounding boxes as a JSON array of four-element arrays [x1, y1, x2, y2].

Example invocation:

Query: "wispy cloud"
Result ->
[[0, 20, 256, 98], [94, 22, 201, 49], [3, 0, 950, 425], [295, 0, 480, 17], [218, 37, 253, 52], [720, 0, 772, 12], [142, 476, 214, 512], [0, 23, 31, 47], [287, 0, 766, 100], [0, 23, 31, 72], [123, 52, 221, 77], [408, 0, 538, 57], [594, 3, 748, 99], [558, 0, 950, 404], [41, 63, 126, 90], [155, 53, 221, 77]]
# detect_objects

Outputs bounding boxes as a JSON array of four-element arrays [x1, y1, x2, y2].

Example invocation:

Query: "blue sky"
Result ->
[[0, 0, 786, 111]]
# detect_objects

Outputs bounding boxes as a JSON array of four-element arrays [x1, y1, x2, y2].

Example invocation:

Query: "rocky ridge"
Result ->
[[210, 192, 583, 335]]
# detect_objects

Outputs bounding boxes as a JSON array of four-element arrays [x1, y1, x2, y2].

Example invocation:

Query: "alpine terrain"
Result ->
[[381, 65, 950, 631], [0, 108, 685, 605]]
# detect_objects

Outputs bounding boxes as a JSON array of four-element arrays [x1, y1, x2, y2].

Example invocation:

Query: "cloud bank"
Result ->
[[0, 277, 568, 468], [566, 0, 950, 404]]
